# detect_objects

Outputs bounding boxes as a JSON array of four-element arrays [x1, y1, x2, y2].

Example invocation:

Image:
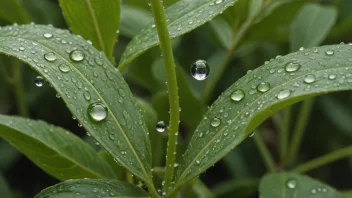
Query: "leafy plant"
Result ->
[[0, 0, 352, 198]]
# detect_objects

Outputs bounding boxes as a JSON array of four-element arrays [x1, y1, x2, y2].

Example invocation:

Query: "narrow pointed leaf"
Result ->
[[0, 115, 115, 180], [259, 172, 343, 198], [174, 44, 352, 191], [59, 0, 121, 62], [120, 5, 152, 38], [35, 179, 149, 198], [0, 24, 152, 182], [118, 0, 239, 70]]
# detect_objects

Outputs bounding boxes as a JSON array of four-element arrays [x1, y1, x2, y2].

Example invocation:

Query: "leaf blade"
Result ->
[[0, 24, 152, 182], [0, 0, 30, 24], [0, 115, 115, 180], [174, 44, 352, 191]]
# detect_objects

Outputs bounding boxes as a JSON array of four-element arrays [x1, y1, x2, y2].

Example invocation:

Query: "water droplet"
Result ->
[[286, 179, 297, 189], [230, 89, 245, 102], [191, 60, 210, 80], [299, 47, 305, 51], [328, 74, 336, 80], [196, 160, 201, 165], [94, 56, 104, 66], [249, 131, 255, 137], [35, 76, 44, 87], [256, 82, 271, 93], [44, 52, 57, 62], [277, 90, 291, 99], [83, 91, 91, 101], [325, 50, 334, 56], [43, 33, 53, 38], [304, 74, 316, 84], [211, 118, 221, 127], [215, 0, 223, 4], [19, 47, 25, 51], [58, 63, 71, 73], [87, 103, 108, 122], [285, 62, 301, 72], [70, 50, 85, 62], [156, 121, 166, 132]]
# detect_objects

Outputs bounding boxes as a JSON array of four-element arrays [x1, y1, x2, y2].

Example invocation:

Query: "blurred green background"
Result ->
[[0, 0, 351, 197]]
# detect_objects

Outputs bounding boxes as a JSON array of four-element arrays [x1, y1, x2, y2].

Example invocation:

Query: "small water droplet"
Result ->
[[256, 82, 271, 93], [196, 160, 201, 165], [35, 76, 44, 87], [83, 91, 91, 101], [215, 0, 223, 4], [325, 50, 334, 56], [70, 50, 85, 62], [285, 62, 301, 72], [230, 89, 245, 102], [94, 56, 104, 66], [299, 47, 305, 51], [328, 74, 336, 80], [156, 121, 166, 132], [277, 90, 291, 99], [191, 60, 210, 80], [304, 74, 316, 84], [44, 52, 57, 62], [286, 179, 297, 189], [43, 33, 53, 38], [211, 118, 221, 127], [58, 63, 71, 73], [87, 103, 108, 122]]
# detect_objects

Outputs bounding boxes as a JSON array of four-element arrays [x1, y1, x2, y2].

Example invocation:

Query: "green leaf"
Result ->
[[290, 3, 337, 51], [212, 179, 259, 198], [248, 0, 263, 19], [0, 141, 21, 172], [173, 44, 352, 191], [259, 172, 343, 198], [118, 0, 239, 71], [210, 18, 232, 49], [0, 0, 30, 24], [0, 115, 115, 180], [35, 179, 149, 198], [0, 24, 152, 183], [98, 150, 124, 180], [120, 5, 152, 38], [0, 173, 11, 198], [59, 0, 121, 63]]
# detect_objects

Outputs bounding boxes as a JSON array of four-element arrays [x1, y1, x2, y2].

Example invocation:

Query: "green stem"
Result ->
[[278, 107, 291, 164], [150, 0, 180, 195], [287, 98, 315, 167], [203, 19, 252, 103], [12, 61, 28, 117], [293, 144, 352, 173], [253, 132, 276, 172]]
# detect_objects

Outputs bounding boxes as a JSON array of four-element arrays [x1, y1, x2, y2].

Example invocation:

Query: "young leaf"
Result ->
[[0, 24, 152, 183], [173, 44, 352, 192], [0, 173, 11, 198], [290, 3, 337, 51], [59, 0, 121, 62], [259, 172, 343, 197], [0, 0, 30, 23], [0, 115, 115, 180], [35, 179, 149, 198], [118, 0, 239, 70]]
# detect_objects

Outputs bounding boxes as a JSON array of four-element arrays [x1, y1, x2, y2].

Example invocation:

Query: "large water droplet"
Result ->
[[285, 62, 301, 72], [256, 82, 271, 93], [35, 76, 44, 87], [211, 118, 221, 127], [277, 90, 291, 99], [58, 63, 71, 73], [286, 179, 297, 189], [44, 52, 57, 62], [304, 74, 316, 84], [87, 103, 108, 122], [156, 121, 166, 132], [70, 50, 85, 62], [325, 50, 334, 56], [43, 33, 53, 38], [191, 60, 210, 80], [230, 89, 245, 102]]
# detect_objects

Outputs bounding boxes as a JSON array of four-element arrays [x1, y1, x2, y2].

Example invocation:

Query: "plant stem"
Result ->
[[203, 19, 252, 103], [150, 0, 180, 195], [12, 61, 28, 117], [287, 98, 315, 167], [293, 144, 352, 173], [278, 107, 291, 163], [253, 132, 276, 172]]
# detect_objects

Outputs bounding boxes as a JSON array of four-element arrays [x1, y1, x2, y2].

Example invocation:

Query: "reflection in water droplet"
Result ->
[[285, 62, 301, 72], [43, 33, 53, 38], [304, 74, 316, 84], [44, 52, 57, 62], [83, 91, 91, 101], [256, 82, 271, 93], [191, 60, 210, 80], [87, 103, 108, 122], [58, 63, 71, 73], [325, 50, 334, 56], [70, 50, 85, 62], [35, 76, 44, 87], [230, 89, 245, 102], [156, 121, 166, 132], [286, 179, 297, 189], [277, 90, 291, 99], [211, 118, 221, 127]]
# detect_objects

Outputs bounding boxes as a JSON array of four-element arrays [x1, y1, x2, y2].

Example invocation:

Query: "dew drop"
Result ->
[[277, 90, 291, 99], [328, 74, 336, 80], [94, 56, 104, 66], [44, 52, 57, 62], [156, 121, 166, 132], [70, 50, 85, 62], [286, 179, 297, 189], [285, 62, 301, 72], [83, 91, 91, 101], [58, 63, 71, 73], [211, 118, 221, 127], [87, 103, 108, 122], [190, 60, 210, 80], [304, 74, 316, 84], [196, 160, 201, 165], [43, 33, 53, 38], [325, 50, 334, 56], [256, 82, 271, 93], [230, 89, 245, 102], [215, 0, 223, 4], [35, 76, 44, 87]]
